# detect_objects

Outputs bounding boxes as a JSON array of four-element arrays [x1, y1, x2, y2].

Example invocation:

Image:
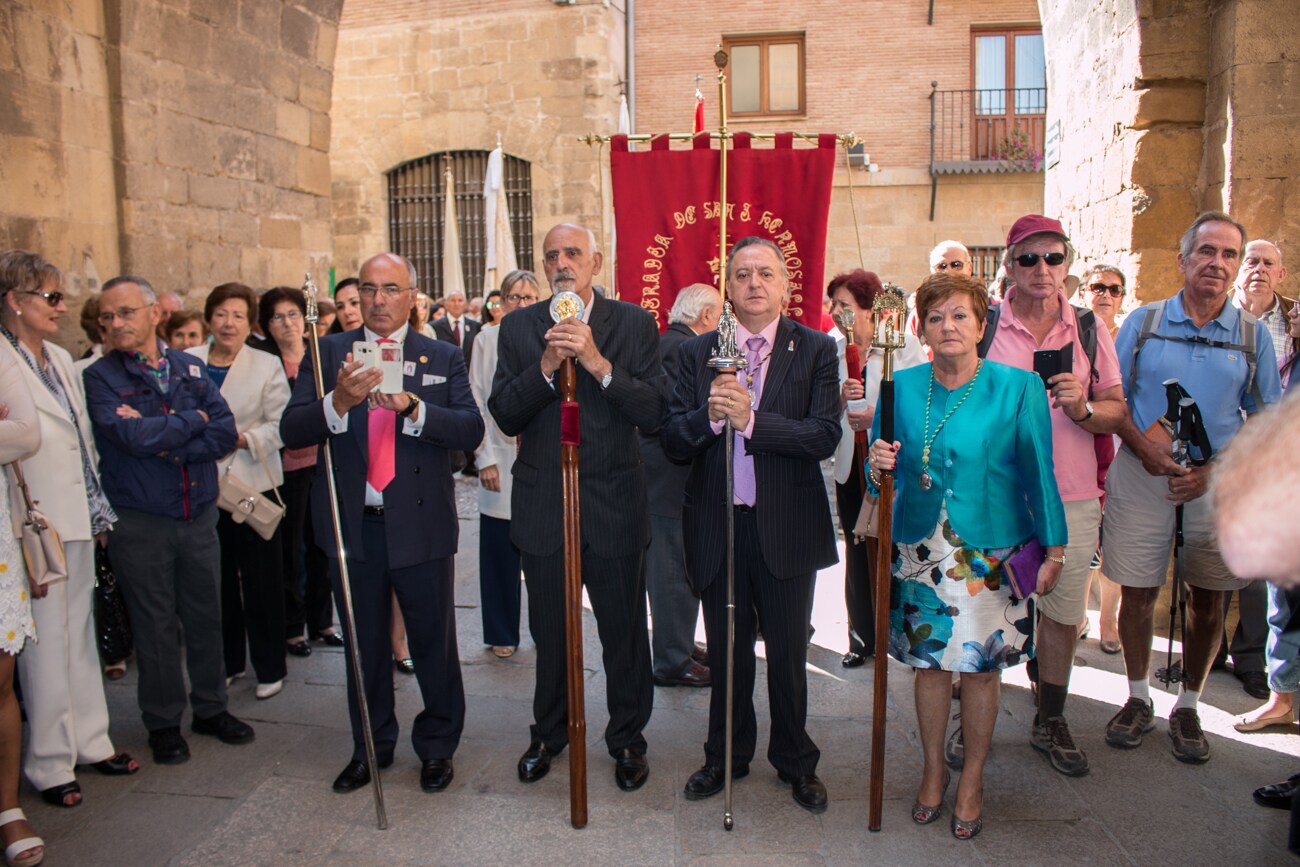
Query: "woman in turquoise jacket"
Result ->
[[869, 271, 1066, 840]]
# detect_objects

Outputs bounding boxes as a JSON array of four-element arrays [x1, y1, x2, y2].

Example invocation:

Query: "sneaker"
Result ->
[[191, 710, 256, 745], [1105, 697, 1155, 749], [1167, 707, 1210, 764], [944, 715, 964, 771], [1031, 715, 1090, 776]]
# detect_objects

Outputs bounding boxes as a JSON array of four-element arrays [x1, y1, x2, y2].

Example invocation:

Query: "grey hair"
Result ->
[[668, 283, 722, 325], [1084, 263, 1127, 288], [443, 288, 466, 301], [725, 236, 789, 281], [102, 274, 158, 303], [929, 240, 970, 264], [1179, 211, 1246, 261], [500, 270, 539, 294], [360, 253, 420, 289], [1243, 238, 1283, 264]]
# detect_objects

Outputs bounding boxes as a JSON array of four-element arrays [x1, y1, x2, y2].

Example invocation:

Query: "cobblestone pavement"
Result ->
[[24, 475, 1296, 865]]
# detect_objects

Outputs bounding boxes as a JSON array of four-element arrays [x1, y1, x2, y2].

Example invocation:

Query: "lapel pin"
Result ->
[[420, 355, 428, 364], [787, 339, 794, 351]]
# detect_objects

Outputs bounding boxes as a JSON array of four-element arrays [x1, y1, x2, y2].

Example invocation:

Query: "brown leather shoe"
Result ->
[[653, 658, 711, 688]]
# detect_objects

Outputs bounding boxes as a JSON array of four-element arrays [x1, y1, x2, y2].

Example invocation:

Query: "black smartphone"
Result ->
[[1032, 340, 1074, 387]]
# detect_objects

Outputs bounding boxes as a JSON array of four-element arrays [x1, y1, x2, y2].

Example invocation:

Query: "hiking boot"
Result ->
[[1105, 698, 1155, 749], [944, 715, 964, 771], [1168, 707, 1210, 764], [1031, 715, 1090, 777]]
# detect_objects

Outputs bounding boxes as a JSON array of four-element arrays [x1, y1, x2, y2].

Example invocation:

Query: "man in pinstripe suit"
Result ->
[[489, 223, 665, 792], [664, 236, 841, 813]]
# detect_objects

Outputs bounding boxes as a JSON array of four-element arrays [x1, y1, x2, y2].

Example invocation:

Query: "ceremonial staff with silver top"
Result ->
[[865, 284, 906, 832], [281, 254, 481, 819], [297, 271, 386, 830]]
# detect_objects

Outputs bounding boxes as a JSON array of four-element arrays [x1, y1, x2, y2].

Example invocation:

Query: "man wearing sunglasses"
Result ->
[[979, 215, 1127, 779], [929, 240, 972, 274]]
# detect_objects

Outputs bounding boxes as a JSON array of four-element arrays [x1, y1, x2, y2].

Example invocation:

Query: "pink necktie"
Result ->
[[733, 336, 766, 506], [366, 339, 396, 491]]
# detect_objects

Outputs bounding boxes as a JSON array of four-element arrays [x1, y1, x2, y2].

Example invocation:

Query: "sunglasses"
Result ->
[[935, 261, 965, 271], [1014, 252, 1067, 268], [23, 290, 65, 306], [1089, 283, 1124, 298]]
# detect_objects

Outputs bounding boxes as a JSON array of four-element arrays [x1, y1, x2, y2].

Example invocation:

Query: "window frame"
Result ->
[[722, 32, 807, 119]]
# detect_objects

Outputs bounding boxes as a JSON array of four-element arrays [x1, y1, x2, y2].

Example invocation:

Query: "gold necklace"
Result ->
[[918, 360, 983, 491], [743, 349, 774, 406]]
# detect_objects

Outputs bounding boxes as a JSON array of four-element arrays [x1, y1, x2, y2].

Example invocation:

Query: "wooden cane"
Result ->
[[301, 274, 387, 831], [867, 285, 905, 832]]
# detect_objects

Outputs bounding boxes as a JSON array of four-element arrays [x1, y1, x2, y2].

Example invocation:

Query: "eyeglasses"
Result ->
[[1089, 283, 1124, 298], [270, 310, 303, 325], [1014, 252, 1067, 268], [357, 283, 411, 298], [97, 304, 152, 326], [505, 294, 538, 304], [934, 261, 966, 271], [23, 290, 65, 306]]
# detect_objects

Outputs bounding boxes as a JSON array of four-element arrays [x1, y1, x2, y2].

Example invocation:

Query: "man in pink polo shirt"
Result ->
[[985, 215, 1127, 777]]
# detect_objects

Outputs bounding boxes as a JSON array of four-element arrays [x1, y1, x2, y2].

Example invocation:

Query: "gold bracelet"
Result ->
[[1046, 554, 1066, 565], [868, 467, 883, 488]]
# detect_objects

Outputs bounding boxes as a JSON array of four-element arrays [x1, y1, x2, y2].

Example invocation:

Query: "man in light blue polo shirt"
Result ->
[[1102, 211, 1282, 766]]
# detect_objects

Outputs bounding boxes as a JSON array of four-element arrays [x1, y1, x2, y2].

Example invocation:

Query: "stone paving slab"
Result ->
[[16, 477, 1297, 865]]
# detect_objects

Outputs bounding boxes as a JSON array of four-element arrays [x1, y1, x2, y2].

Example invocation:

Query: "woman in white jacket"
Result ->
[[469, 271, 540, 658], [189, 283, 291, 699], [1, 251, 137, 813]]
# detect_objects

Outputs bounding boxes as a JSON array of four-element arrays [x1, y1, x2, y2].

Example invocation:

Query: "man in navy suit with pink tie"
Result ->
[[281, 253, 484, 795]]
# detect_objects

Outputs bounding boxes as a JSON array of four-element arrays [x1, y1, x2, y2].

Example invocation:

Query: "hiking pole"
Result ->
[[302, 274, 387, 830]]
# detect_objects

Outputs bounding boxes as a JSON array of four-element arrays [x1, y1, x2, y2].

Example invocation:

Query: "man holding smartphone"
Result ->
[[980, 215, 1127, 777]]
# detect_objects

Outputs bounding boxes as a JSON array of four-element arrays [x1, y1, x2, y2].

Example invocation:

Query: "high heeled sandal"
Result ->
[[911, 770, 951, 825], [951, 811, 984, 840], [38, 781, 80, 808], [0, 808, 43, 867]]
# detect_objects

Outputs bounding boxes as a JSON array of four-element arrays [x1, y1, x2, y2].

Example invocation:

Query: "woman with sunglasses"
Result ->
[[1083, 264, 1127, 340], [468, 270, 540, 658], [0, 251, 138, 810]]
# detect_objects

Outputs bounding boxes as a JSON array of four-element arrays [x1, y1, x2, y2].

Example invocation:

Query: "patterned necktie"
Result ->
[[366, 338, 397, 492], [732, 335, 766, 506]]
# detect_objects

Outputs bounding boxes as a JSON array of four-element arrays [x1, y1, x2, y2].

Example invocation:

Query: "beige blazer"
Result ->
[[189, 344, 289, 493], [1, 352, 42, 538], [0, 338, 99, 542]]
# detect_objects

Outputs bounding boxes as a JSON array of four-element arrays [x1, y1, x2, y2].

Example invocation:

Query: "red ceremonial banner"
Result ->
[[610, 133, 837, 331]]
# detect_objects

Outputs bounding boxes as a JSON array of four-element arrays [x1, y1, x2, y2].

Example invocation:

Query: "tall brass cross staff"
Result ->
[[868, 283, 906, 833], [301, 273, 387, 831], [551, 289, 588, 829]]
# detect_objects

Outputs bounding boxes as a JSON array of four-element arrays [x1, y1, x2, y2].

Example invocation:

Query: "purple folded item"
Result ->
[[1003, 538, 1044, 600]]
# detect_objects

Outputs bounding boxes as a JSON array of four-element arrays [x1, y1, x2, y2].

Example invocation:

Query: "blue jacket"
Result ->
[[83, 347, 238, 521], [870, 360, 1067, 549]]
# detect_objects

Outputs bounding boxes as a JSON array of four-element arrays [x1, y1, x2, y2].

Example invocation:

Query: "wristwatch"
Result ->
[[600, 370, 614, 390], [1078, 401, 1094, 422], [397, 391, 421, 419]]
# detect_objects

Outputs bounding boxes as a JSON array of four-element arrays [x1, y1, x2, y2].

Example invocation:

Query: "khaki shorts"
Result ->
[[1101, 446, 1245, 592], [1037, 497, 1101, 627]]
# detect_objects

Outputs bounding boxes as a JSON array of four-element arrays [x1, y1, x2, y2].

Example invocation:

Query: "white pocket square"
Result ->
[[423, 374, 446, 386]]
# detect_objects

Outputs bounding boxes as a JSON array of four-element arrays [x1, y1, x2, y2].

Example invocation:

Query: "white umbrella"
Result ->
[[482, 143, 518, 295], [442, 160, 466, 299]]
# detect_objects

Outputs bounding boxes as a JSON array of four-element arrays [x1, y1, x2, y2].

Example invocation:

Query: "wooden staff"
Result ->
[[301, 274, 387, 831], [868, 285, 906, 833], [553, 292, 588, 829]]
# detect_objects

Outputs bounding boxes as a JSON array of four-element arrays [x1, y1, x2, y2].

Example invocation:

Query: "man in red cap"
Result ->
[[955, 215, 1127, 778]]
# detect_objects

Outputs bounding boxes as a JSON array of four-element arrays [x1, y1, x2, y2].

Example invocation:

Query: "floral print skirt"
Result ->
[[889, 508, 1034, 672]]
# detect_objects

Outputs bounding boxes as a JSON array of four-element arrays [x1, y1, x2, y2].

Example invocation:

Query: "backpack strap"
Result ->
[[1237, 308, 1263, 414], [976, 304, 1002, 359], [1072, 306, 1099, 396]]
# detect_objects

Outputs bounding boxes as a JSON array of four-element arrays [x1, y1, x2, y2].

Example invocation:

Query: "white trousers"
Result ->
[[17, 539, 115, 789]]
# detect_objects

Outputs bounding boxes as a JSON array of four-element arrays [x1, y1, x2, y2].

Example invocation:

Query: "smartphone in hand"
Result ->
[[1033, 340, 1074, 388]]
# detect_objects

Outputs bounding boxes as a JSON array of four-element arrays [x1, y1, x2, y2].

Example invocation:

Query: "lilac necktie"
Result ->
[[733, 335, 766, 506]]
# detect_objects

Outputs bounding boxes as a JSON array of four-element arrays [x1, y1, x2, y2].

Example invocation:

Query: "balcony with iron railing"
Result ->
[[927, 82, 1046, 219]]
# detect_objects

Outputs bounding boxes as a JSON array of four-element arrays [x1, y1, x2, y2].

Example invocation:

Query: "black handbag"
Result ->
[[94, 545, 133, 664]]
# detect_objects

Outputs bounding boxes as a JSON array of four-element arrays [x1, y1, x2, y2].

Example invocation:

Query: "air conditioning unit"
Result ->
[[848, 142, 869, 168]]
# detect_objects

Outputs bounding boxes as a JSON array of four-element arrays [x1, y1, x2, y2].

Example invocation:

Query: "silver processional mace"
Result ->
[[707, 300, 747, 832], [302, 273, 388, 831]]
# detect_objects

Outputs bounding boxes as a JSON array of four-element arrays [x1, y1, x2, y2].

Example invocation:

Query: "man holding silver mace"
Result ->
[[281, 253, 483, 800], [489, 223, 664, 796], [664, 236, 841, 817]]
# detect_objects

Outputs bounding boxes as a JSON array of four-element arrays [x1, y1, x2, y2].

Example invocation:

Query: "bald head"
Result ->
[[542, 223, 602, 301], [1235, 239, 1287, 306], [930, 241, 971, 274]]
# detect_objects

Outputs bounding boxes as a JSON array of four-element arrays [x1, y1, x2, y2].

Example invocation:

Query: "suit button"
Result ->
[[413, 466, 420, 474], [416, 498, 423, 506]]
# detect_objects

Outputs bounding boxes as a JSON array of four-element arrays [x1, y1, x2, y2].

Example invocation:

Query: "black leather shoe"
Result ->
[[778, 770, 829, 814], [653, 659, 711, 688], [314, 631, 345, 647], [683, 763, 749, 800], [148, 727, 190, 765], [333, 760, 371, 792], [287, 640, 312, 657], [1239, 670, 1270, 700], [613, 748, 649, 791], [1253, 772, 1300, 810], [518, 741, 555, 783], [420, 758, 454, 792], [841, 651, 868, 668], [191, 711, 255, 744]]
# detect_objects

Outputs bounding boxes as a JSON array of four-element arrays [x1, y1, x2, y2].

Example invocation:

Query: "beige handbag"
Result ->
[[216, 443, 285, 542], [852, 488, 880, 542], [10, 462, 68, 586]]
